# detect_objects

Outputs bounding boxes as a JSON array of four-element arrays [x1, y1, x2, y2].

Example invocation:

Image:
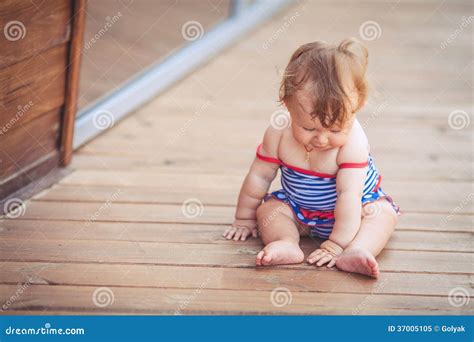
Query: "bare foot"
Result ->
[[335, 247, 379, 278], [256, 240, 304, 266]]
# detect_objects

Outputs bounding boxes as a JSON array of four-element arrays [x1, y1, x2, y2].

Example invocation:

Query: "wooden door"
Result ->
[[0, 0, 86, 212]]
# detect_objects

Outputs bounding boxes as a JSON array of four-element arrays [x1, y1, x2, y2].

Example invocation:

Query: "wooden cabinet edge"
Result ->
[[60, 0, 88, 166]]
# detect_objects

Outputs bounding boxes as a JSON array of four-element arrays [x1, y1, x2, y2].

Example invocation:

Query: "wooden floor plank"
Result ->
[[0, 285, 470, 315], [0, 219, 472, 253], [14, 200, 474, 230], [0, 239, 471, 274], [70, 154, 473, 181], [1, 261, 472, 298], [51, 172, 474, 214], [35, 181, 474, 215]]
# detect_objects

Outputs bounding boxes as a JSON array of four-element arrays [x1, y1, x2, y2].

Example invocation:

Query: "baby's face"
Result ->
[[285, 90, 355, 151]]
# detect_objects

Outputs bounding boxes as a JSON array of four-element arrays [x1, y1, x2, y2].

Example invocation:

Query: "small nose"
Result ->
[[313, 134, 328, 145]]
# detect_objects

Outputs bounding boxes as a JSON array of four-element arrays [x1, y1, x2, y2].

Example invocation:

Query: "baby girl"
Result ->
[[223, 38, 400, 278]]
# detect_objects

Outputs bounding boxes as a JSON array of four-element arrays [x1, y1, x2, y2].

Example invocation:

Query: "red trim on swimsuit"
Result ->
[[339, 161, 369, 169], [372, 174, 382, 192], [256, 144, 369, 177]]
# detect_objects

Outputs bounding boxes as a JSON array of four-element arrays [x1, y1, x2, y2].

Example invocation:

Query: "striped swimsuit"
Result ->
[[256, 144, 400, 239]]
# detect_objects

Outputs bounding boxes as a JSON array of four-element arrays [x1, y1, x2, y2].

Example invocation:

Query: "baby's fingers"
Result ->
[[240, 229, 251, 241], [327, 258, 337, 268], [316, 254, 333, 267], [223, 227, 237, 239], [307, 249, 324, 264], [233, 228, 244, 241]]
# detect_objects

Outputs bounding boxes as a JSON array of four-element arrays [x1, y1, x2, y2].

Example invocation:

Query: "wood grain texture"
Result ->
[[0, 44, 68, 130], [0, 0, 71, 68], [0, 0, 472, 315], [0, 108, 60, 181]]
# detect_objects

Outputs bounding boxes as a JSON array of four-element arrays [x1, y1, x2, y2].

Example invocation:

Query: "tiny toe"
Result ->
[[256, 250, 265, 265], [262, 254, 272, 265]]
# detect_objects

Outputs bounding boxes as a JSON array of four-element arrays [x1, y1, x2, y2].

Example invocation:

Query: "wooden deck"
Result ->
[[1, 0, 472, 314]]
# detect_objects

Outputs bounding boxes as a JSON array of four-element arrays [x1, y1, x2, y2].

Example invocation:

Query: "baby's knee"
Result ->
[[256, 201, 271, 224], [380, 200, 398, 224], [256, 200, 284, 228]]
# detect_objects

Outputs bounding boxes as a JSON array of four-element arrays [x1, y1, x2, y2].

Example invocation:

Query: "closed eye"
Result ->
[[330, 129, 341, 133], [303, 127, 315, 131]]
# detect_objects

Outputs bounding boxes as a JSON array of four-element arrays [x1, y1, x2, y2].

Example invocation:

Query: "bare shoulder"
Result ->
[[336, 119, 369, 165], [260, 125, 285, 158]]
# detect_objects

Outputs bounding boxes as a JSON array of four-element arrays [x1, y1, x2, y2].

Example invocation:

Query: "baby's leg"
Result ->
[[336, 198, 398, 278], [255, 198, 304, 266]]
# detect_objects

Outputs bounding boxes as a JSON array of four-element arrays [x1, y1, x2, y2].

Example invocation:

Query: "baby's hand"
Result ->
[[223, 219, 258, 241], [307, 240, 343, 268]]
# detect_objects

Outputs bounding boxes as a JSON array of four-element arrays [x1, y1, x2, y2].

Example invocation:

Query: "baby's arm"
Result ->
[[308, 122, 368, 266], [223, 126, 282, 241]]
